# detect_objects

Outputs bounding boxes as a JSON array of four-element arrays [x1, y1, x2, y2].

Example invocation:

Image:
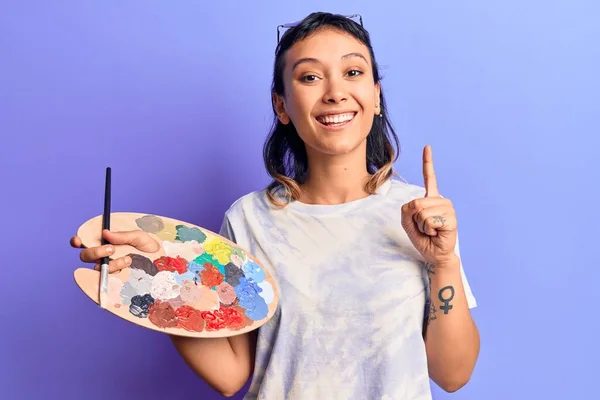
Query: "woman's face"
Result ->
[[274, 28, 381, 158]]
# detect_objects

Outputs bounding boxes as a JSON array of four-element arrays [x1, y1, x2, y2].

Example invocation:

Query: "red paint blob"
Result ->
[[201, 306, 245, 331], [200, 262, 224, 287], [175, 305, 205, 332], [153, 256, 188, 274], [148, 301, 178, 328]]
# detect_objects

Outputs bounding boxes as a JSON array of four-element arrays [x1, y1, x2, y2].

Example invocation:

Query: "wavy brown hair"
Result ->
[[263, 12, 400, 207]]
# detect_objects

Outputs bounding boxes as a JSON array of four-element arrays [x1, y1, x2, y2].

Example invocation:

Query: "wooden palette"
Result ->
[[74, 212, 279, 338]]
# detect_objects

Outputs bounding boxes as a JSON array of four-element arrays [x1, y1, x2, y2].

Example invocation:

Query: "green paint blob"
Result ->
[[192, 253, 225, 275], [175, 225, 207, 243], [230, 247, 246, 261]]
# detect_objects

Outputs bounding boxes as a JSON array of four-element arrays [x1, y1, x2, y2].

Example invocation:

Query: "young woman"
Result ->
[[70, 12, 480, 400]]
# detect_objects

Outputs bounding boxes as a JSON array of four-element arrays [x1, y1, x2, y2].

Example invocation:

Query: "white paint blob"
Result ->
[[258, 281, 274, 304], [150, 271, 181, 301]]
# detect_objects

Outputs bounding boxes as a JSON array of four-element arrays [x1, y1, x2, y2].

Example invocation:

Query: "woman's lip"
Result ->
[[315, 113, 356, 130], [315, 111, 357, 118]]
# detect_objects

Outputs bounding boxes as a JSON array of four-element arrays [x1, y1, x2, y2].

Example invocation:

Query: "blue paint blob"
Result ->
[[235, 277, 268, 320], [174, 270, 198, 285], [245, 297, 268, 320], [242, 260, 265, 283], [187, 260, 205, 275], [129, 294, 155, 318]]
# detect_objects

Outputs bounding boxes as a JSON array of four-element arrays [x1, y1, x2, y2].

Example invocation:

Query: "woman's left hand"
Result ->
[[401, 146, 459, 267]]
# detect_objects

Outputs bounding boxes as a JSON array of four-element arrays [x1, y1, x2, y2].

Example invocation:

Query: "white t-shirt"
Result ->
[[219, 178, 477, 400]]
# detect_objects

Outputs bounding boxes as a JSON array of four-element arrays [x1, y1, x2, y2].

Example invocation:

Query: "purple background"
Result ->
[[1, 1, 598, 399]]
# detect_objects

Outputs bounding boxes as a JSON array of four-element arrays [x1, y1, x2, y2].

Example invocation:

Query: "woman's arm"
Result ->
[[423, 256, 480, 392], [170, 331, 258, 397]]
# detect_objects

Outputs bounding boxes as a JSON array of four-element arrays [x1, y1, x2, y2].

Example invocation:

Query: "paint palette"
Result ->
[[73, 212, 279, 338]]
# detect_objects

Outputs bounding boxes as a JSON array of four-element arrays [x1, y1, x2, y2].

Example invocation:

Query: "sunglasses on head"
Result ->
[[276, 14, 364, 43]]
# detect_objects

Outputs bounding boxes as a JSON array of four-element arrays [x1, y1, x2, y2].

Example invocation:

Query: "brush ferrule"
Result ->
[[100, 263, 109, 293]]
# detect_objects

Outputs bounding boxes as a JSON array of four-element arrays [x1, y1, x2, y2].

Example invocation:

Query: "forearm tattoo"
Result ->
[[425, 263, 436, 326], [426, 262, 436, 280], [428, 301, 438, 322], [438, 286, 455, 315], [424, 263, 456, 327]]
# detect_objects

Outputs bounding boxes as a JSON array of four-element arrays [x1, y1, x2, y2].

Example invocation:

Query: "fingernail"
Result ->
[[106, 246, 113, 253], [125, 256, 132, 265]]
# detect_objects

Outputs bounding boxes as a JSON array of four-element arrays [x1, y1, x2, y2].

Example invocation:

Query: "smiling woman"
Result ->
[[265, 14, 399, 207], [70, 11, 479, 400]]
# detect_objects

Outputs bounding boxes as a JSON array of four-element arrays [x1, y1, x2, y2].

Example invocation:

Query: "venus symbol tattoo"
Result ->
[[438, 285, 455, 314]]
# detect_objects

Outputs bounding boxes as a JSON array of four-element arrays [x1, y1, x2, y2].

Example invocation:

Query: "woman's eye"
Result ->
[[301, 74, 319, 82], [347, 69, 363, 77]]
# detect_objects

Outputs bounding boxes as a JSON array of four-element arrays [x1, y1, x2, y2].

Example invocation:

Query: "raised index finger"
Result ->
[[423, 145, 440, 197]]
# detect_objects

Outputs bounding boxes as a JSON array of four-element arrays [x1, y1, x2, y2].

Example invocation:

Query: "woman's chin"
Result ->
[[308, 138, 368, 158]]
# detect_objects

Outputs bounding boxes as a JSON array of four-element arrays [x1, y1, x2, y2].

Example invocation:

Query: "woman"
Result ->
[[70, 12, 480, 400]]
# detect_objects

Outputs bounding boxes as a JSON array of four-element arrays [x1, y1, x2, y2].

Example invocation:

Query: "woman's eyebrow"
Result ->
[[291, 52, 369, 71]]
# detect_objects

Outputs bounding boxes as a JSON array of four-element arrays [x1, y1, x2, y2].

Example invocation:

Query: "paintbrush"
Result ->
[[99, 167, 111, 308]]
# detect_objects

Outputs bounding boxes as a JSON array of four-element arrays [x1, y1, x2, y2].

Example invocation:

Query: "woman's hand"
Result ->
[[70, 229, 160, 273], [401, 146, 459, 267]]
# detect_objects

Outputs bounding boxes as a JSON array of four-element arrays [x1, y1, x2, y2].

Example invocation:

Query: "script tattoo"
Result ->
[[428, 301, 437, 324], [425, 262, 436, 286], [438, 286, 455, 314], [424, 263, 437, 327]]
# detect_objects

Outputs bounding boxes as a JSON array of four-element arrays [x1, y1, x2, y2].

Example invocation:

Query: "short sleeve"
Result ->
[[218, 214, 237, 244], [454, 234, 477, 309], [437, 193, 477, 309]]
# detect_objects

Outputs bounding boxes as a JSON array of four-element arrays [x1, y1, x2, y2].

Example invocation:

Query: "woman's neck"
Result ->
[[299, 149, 371, 205]]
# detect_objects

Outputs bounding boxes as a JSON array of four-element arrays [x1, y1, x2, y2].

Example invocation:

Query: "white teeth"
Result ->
[[317, 112, 355, 125]]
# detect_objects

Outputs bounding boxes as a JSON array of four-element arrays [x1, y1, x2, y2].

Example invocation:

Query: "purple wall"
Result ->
[[1, 1, 598, 399]]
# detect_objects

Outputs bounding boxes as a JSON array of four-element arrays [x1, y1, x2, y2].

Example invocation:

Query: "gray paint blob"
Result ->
[[135, 215, 164, 234], [129, 253, 159, 276]]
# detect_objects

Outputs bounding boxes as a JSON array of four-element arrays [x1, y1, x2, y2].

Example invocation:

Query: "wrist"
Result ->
[[431, 255, 460, 271], [428, 257, 464, 294]]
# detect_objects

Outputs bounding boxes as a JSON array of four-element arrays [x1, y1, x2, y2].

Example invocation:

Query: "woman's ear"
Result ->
[[272, 92, 290, 125], [374, 83, 382, 116]]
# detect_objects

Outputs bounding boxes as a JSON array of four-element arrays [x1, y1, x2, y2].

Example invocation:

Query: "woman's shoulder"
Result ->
[[386, 176, 427, 201], [222, 187, 271, 219], [221, 178, 428, 220]]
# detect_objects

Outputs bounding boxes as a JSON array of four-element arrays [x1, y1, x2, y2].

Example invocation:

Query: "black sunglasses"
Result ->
[[276, 14, 364, 43]]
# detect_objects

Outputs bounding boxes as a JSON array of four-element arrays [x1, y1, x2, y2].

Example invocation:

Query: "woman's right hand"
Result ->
[[70, 229, 161, 273]]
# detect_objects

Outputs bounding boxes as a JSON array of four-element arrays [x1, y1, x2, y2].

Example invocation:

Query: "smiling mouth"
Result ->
[[315, 112, 357, 128]]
